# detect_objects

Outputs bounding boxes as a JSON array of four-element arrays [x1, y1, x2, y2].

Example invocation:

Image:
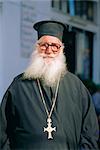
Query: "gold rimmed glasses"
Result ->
[[38, 42, 62, 52]]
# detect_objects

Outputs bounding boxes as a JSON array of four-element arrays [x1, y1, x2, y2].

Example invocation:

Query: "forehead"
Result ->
[[39, 35, 62, 44]]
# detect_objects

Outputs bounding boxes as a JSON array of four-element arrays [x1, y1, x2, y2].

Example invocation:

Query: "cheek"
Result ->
[[53, 49, 62, 57], [38, 48, 45, 54], [50, 51, 61, 58], [52, 53, 59, 58], [38, 48, 62, 58]]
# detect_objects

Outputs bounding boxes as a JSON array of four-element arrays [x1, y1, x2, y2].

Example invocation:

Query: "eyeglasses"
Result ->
[[38, 42, 62, 52]]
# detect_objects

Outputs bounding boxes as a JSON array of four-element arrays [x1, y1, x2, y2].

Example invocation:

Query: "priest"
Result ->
[[0, 20, 99, 150]]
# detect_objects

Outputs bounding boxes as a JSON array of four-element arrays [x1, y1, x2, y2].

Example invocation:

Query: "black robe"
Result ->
[[0, 72, 99, 150]]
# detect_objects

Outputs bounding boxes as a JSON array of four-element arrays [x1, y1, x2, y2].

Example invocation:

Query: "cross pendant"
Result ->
[[44, 118, 56, 139]]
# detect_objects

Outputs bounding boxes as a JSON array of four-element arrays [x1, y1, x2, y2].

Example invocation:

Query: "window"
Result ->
[[51, 0, 61, 11], [51, 0, 68, 14], [51, 0, 96, 22], [75, 30, 93, 79], [75, 0, 95, 21]]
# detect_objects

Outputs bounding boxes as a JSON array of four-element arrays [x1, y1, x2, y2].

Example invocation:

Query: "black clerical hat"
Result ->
[[33, 20, 66, 41]]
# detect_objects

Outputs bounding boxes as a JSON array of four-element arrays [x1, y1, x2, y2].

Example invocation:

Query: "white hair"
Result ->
[[23, 42, 67, 87]]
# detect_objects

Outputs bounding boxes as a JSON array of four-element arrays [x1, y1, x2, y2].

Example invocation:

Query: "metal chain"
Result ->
[[37, 78, 60, 119]]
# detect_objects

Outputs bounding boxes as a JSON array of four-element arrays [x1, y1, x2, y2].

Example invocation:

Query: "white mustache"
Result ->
[[39, 53, 57, 58]]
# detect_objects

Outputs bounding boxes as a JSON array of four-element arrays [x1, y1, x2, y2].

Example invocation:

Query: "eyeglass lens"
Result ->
[[38, 43, 61, 51]]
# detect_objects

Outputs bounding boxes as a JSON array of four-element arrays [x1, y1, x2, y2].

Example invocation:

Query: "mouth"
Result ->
[[43, 57, 54, 64], [43, 56, 54, 59]]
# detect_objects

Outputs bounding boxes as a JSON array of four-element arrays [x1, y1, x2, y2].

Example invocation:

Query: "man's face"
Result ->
[[24, 36, 66, 86], [37, 35, 63, 63]]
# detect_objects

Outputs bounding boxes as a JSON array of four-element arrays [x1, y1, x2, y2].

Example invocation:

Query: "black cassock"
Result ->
[[0, 72, 99, 150]]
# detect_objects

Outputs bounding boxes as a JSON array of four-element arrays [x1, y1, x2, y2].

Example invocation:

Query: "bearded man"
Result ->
[[0, 20, 99, 150]]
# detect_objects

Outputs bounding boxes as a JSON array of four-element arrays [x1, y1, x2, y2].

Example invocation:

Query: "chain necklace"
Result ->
[[37, 78, 60, 139]]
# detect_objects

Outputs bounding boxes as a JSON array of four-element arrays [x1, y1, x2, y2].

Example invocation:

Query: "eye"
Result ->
[[51, 44, 61, 51], [39, 43, 47, 50], [38, 42, 62, 52]]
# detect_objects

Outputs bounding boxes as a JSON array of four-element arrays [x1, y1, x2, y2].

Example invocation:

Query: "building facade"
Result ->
[[0, 0, 100, 101]]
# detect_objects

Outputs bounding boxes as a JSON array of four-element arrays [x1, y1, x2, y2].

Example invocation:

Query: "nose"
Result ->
[[45, 45, 52, 54]]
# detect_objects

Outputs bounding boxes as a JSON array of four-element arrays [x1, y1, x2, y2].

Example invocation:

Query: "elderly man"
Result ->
[[0, 20, 99, 150]]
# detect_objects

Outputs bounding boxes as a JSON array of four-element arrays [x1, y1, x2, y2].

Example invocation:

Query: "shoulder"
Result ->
[[63, 71, 89, 94], [6, 73, 31, 91], [1, 73, 35, 101], [63, 71, 82, 85], [10, 73, 24, 86], [11, 72, 34, 83], [1, 73, 24, 105], [13, 73, 23, 81]]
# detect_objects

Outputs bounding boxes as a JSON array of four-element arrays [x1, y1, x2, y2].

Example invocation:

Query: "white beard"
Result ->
[[23, 49, 67, 87]]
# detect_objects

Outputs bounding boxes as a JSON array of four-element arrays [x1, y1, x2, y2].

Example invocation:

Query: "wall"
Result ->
[[0, 0, 54, 102], [93, 1, 100, 84], [0, 3, 3, 102], [0, 2, 29, 101]]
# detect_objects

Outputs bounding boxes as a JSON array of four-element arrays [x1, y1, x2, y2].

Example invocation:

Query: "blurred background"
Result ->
[[0, 0, 100, 102]]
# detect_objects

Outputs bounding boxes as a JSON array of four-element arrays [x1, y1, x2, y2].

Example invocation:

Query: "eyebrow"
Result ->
[[38, 42, 62, 45]]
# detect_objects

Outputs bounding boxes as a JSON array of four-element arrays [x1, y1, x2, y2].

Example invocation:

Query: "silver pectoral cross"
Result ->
[[44, 118, 56, 139]]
